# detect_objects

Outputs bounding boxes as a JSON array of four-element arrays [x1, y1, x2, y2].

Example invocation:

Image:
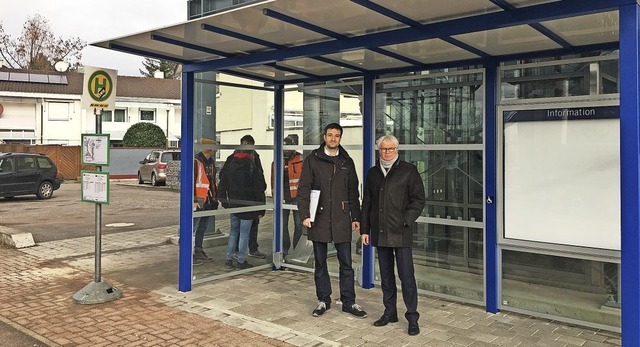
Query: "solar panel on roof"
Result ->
[[29, 74, 49, 83], [1, 72, 68, 84], [9, 73, 29, 82]]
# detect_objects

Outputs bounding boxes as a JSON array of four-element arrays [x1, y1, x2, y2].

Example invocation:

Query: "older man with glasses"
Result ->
[[360, 134, 425, 336]]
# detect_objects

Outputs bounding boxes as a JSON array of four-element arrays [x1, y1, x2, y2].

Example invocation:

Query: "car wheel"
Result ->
[[151, 172, 158, 186], [138, 172, 144, 184], [36, 181, 54, 199]]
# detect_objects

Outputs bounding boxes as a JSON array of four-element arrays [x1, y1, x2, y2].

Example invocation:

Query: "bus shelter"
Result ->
[[94, 0, 640, 342]]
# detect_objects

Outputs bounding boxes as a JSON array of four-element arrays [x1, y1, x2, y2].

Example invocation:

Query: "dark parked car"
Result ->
[[138, 150, 181, 186], [0, 152, 62, 199]]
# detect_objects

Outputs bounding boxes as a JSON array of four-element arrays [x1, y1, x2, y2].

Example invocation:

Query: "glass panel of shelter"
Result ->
[[191, 74, 275, 280], [374, 70, 485, 303]]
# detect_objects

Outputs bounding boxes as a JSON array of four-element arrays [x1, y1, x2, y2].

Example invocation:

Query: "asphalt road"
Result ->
[[0, 180, 180, 243]]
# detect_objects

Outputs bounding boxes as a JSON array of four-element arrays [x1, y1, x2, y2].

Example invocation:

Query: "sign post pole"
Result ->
[[73, 67, 122, 304]]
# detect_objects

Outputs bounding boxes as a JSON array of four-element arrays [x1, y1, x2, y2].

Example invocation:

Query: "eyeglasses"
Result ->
[[379, 147, 397, 153]]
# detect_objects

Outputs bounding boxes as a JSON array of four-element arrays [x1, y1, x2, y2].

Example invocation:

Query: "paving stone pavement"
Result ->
[[1, 227, 623, 347]]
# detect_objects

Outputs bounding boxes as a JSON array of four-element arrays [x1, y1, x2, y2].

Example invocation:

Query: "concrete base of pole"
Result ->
[[72, 281, 122, 304]]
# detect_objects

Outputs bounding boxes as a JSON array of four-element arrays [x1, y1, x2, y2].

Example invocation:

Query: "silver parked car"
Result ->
[[138, 150, 180, 186]]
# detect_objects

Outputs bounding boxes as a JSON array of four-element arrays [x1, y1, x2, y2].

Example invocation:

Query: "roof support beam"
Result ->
[[285, 41, 619, 86], [185, 0, 626, 73]]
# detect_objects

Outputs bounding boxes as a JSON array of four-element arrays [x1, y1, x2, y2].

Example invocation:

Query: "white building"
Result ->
[[0, 68, 182, 147]]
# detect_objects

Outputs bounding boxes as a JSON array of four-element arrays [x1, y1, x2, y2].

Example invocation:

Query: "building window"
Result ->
[[140, 110, 155, 122], [101, 109, 127, 122], [114, 109, 126, 122], [47, 102, 71, 121]]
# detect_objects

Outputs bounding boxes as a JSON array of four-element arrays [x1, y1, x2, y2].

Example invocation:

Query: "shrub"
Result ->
[[123, 122, 166, 147]]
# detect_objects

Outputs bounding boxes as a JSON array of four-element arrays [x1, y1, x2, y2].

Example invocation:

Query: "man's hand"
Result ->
[[193, 202, 200, 212], [361, 234, 369, 246], [302, 218, 312, 228], [352, 221, 360, 232]]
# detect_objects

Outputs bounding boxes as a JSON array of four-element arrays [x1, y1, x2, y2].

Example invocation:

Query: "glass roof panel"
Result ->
[[235, 64, 303, 81], [541, 11, 619, 46], [323, 49, 412, 70], [382, 39, 479, 65], [371, 0, 502, 24], [452, 25, 561, 56], [269, 0, 407, 36], [277, 58, 360, 76]]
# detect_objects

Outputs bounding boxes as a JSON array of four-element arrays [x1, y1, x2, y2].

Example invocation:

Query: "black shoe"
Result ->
[[342, 303, 367, 318], [193, 257, 204, 266], [248, 251, 266, 259], [373, 314, 398, 326], [408, 322, 420, 336], [194, 250, 212, 262], [224, 259, 234, 269], [312, 301, 330, 317], [235, 261, 254, 270]]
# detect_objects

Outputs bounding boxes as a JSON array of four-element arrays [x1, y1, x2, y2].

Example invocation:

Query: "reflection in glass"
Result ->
[[377, 72, 484, 145], [502, 250, 620, 328]]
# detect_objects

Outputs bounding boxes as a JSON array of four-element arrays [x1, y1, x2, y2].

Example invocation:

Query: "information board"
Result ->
[[503, 106, 620, 251], [81, 171, 110, 204]]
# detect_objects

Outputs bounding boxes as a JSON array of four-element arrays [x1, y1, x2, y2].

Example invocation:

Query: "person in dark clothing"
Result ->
[[219, 135, 267, 269], [361, 135, 425, 336], [241, 135, 267, 259], [192, 137, 218, 266], [297, 123, 367, 318], [271, 136, 304, 257]]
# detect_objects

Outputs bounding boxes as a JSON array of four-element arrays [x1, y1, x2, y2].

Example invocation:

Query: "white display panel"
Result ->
[[503, 107, 620, 250]]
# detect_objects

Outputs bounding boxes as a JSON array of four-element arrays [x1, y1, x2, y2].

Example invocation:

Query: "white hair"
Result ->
[[375, 135, 399, 149]]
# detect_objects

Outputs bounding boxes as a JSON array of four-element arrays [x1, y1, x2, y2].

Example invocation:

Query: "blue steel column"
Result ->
[[178, 71, 195, 292], [273, 85, 284, 269], [620, 3, 640, 345], [484, 63, 500, 313], [361, 74, 375, 289]]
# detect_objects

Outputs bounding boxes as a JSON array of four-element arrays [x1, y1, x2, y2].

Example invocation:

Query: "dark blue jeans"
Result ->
[[312, 241, 355, 307], [193, 216, 214, 251]]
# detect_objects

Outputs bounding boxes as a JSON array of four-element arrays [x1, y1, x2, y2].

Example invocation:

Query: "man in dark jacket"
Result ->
[[297, 123, 366, 318], [219, 137, 267, 270], [361, 135, 425, 336]]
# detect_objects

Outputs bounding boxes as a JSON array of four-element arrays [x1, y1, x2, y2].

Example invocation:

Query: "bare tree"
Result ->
[[0, 14, 86, 71]]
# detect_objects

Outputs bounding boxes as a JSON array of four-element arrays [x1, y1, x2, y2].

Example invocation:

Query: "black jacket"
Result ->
[[297, 143, 361, 243], [218, 151, 266, 220], [361, 159, 425, 248]]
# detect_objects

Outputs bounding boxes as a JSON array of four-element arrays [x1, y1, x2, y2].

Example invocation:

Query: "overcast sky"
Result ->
[[1, 0, 187, 76]]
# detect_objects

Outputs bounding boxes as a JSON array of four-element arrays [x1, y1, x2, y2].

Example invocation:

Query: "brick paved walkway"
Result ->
[[0, 246, 290, 347], [0, 227, 624, 347]]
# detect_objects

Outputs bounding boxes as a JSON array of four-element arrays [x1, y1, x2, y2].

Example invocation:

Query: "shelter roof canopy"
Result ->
[[92, 0, 624, 85]]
